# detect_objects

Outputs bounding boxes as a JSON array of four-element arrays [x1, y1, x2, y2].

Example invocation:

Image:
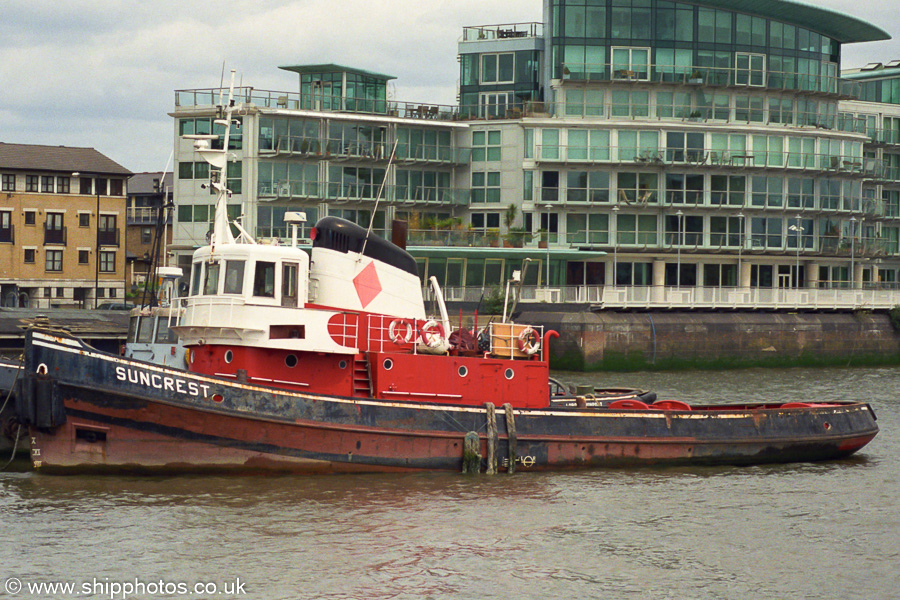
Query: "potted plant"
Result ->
[[689, 70, 703, 84], [486, 228, 501, 247], [538, 228, 548, 249], [507, 226, 531, 248]]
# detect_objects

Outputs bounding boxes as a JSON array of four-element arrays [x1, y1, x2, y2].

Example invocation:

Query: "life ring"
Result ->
[[516, 327, 541, 355], [419, 320, 445, 348], [388, 319, 414, 344]]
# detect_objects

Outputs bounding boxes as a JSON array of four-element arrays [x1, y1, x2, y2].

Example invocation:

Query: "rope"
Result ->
[[0, 425, 22, 471]]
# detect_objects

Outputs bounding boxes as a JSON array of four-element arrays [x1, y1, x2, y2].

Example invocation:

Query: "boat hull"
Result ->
[[19, 330, 879, 474]]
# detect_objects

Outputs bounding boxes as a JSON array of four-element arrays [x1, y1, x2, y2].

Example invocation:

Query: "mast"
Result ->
[[183, 69, 242, 247]]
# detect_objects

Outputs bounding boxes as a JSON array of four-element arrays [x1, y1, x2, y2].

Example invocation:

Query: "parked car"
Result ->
[[96, 302, 135, 311]]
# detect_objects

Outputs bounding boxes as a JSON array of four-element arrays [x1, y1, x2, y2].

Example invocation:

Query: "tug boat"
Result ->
[[12, 74, 879, 474]]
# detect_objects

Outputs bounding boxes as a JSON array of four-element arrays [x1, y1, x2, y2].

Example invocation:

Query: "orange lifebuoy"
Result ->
[[516, 327, 541, 355]]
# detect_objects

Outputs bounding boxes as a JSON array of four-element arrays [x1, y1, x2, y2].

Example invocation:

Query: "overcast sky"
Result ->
[[2, 0, 899, 173]]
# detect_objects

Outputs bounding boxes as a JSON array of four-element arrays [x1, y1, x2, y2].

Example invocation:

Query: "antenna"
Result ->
[[359, 138, 399, 258]]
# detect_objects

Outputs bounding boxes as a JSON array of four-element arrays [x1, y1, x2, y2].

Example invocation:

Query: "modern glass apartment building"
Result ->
[[170, 0, 900, 309]]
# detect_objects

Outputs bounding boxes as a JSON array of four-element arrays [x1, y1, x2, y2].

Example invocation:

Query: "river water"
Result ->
[[1, 366, 898, 600]]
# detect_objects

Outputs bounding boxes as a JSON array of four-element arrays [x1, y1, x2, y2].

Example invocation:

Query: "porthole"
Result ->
[[224, 350, 233, 364], [339, 360, 348, 369], [285, 354, 298, 368], [504, 368, 514, 380], [211, 394, 224, 403], [384, 358, 394, 371], [458, 366, 468, 377]]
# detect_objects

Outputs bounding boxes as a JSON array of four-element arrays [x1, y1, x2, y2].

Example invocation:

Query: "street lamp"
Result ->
[[737, 212, 744, 286], [849, 216, 857, 289], [788, 214, 803, 288], [73, 172, 101, 308], [675, 209, 683, 288], [543, 203, 552, 288], [612, 205, 620, 286]]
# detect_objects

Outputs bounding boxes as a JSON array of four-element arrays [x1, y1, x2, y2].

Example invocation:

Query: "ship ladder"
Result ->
[[353, 354, 374, 397]]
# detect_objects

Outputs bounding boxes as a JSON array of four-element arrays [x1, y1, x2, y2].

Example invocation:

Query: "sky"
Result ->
[[2, 0, 900, 173]]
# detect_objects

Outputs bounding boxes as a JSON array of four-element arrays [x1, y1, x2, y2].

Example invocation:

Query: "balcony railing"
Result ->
[[429, 284, 900, 311], [43, 226, 66, 246], [560, 62, 859, 98], [258, 182, 470, 206], [461, 22, 543, 41], [98, 228, 120, 247], [127, 207, 171, 225], [260, 136, 471, 164]]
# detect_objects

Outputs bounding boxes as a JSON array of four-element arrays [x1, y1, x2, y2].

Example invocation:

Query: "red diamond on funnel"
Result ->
[[353, 262, 382, 308]]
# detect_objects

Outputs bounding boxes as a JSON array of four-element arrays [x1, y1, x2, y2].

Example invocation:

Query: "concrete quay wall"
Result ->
[[520, 309, 900, 371]]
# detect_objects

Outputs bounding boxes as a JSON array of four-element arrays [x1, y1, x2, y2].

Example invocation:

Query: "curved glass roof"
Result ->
[[694, 0, 889, 44]]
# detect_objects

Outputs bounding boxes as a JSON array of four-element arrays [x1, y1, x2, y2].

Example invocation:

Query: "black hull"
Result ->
[[18, 330, 879, 474]]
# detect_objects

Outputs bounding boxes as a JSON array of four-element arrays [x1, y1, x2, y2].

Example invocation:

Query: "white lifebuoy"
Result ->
[[388, 319, 414, 344], [517, 327, 541, 355], [419, 319, 445, 348]]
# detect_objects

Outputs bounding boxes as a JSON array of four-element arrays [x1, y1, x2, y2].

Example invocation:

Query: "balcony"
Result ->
[[43, 226, 66, 246], [560, 62, 860, 98], [461, 22, 543, 41], [127, 206, 171, 225], [176, 87, 462, 121], [98, 228, 120, 247], [429, 284, 900, 311], [533, 144, 880, 179], [258, 181, 470, 206], [0, 224, 12, 244], [260, 136, 470, 165]]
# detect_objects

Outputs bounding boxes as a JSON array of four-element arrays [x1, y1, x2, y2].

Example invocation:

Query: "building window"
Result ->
[[480, 53, 514, 84], [751, 217, 784, 249], [78, 250, 89, 264], [471, 172, 501, 203], [616, 214, 658, 245], [567, 171, 610, 203], [141, 227, 153, 244], [56, 287, 65, 298], [616, 172, 658, 204], [1, 174, 14, 191], [735, 53, 766, 87], [472, 130, 501, 162], [45, 249, 63, 272], [99, 251, 116, 273], [665, 173, 704, 205], [79, 213, 90, 227], [95, 178, 108, 196], [56, 176, 70, 194], [710, 175, 746, 206], [0, 211, 11, 243], [109, 179, 124, 196], [479, 92, 513, 118], [710, 216, 744, 248], [24, 248, 35, 263], [24, 211, 36, 225], [80, 178, 93, 195], [471, 212, 500, 232], [610, 90, 650, 118], [611, 47, 650, 80], [26, 175, 39, 192], [566, 213, 608, 244], [41, 176, 54, 193]]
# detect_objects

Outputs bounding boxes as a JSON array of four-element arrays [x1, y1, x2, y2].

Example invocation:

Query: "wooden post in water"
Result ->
[[462, 431, 481, 474]]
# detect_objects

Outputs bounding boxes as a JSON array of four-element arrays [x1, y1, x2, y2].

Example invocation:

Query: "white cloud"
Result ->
[[1, 0, 898, 172]]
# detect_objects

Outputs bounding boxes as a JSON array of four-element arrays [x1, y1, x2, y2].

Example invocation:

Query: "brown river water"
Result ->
[[1, 366, 898, 600]]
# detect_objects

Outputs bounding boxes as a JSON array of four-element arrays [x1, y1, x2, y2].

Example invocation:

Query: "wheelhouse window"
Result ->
[[253, 261, 276, 297], [190, 263, 203, 296], [203, 261, 220, 295], [223, 260, 245, 295]]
